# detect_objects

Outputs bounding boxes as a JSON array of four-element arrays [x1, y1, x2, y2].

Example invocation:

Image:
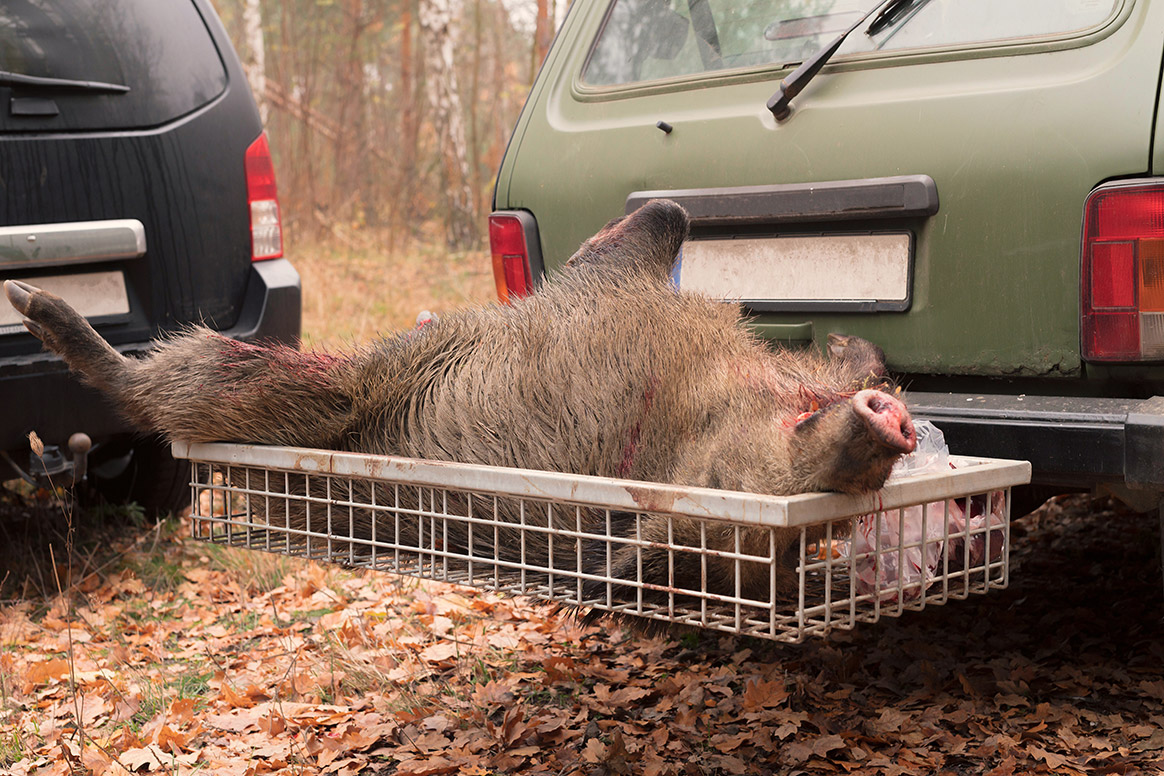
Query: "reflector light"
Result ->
[[1089, 242, 1135, 309], [489, 214, 532, 304], [1081, 181, 1164, 361], [1090, 188, 1164, 240], [1085, 313, 1139, 361], [245, 133, 283, 261]]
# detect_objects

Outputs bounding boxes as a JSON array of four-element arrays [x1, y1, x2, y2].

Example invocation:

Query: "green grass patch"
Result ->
[[130, 666, 214, 730]]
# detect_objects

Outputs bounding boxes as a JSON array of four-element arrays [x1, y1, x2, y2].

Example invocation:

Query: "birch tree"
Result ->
[[419, 0, 478, 249], [242, 0, 268, 122]]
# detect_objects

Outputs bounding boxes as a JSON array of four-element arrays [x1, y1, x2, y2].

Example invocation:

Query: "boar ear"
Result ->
[[826, 333, 889, 383], [565, 199, 689, 280]]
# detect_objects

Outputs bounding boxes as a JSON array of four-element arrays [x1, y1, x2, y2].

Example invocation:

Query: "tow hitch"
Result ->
[[5, 432, 92, 489]]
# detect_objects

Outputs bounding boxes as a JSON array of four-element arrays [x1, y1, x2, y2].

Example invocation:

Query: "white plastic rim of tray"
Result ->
[[171, 442, 1032, 527]]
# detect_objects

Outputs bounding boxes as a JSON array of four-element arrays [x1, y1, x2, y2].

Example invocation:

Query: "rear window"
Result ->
[[583, 0, 1123, 87], [0, 0, 227, 132]]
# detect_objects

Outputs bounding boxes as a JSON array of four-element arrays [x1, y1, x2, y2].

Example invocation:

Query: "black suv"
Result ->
[[0, 0, 301, 512]]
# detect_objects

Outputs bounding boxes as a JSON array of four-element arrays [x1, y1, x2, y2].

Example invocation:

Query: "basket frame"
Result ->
[[174, 441, 1031, 642]]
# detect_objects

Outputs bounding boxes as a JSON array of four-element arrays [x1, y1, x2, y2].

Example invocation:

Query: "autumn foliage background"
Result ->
[[212, 0, 558, 252], [207, 0, 560, 345]]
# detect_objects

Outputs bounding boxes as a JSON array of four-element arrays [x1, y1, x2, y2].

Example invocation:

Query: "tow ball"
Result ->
[[7, 432, 92, 489]]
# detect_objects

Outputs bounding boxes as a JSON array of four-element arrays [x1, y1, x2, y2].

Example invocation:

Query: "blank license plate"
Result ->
[[677, 233, 912, 311], [0, 271, 129, 329]]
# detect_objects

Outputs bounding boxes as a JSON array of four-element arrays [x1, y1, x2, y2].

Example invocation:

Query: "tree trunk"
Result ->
[[334, 0, 368, 222], [399, 0, 418, 232], [242, 0, 268, 123], [469, 0, 482, 217], [418, 0, 477, 250], [531, 0, 551, 83], [489, 2, 508, 174]]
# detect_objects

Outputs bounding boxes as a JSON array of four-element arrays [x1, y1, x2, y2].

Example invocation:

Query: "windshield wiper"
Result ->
[[766, 0, 915, 121], [866, 0, 925, 36], [0, 70, 129, 94]]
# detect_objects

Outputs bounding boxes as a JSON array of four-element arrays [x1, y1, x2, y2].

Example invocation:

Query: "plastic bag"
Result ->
[[842, 421, 1006, 603], [890, 418, 951, 478]]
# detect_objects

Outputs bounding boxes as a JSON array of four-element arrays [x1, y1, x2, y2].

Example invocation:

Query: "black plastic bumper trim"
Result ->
[[907, 392, 1164, 489], [219, 258, 302, 344]]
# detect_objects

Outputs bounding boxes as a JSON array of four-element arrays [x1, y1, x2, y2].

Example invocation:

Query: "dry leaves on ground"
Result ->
[[1, 494, 1162, 775]]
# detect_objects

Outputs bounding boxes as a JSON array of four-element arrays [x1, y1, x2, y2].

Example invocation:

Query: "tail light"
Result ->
[[489, 211, 541, 303], [245, 132, 283, 261], [1081, 181, 1164, 361]]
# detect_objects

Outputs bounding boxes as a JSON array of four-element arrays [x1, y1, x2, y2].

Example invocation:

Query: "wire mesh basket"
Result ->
[[174, 442, 1030, 643]]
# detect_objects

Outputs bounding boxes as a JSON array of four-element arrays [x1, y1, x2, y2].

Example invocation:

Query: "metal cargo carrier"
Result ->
[[174, 442, 1031, 643]]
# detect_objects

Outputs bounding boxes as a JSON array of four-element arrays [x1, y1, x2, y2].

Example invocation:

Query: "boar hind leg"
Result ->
[[6, 280, 355, 448], [564, 199, 689, 280], [7, 280, 127, 394]]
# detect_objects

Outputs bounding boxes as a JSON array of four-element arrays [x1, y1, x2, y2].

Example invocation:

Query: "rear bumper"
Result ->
[[908, 392, 1164, 490], [0, 259, 301, 454], [217, 258, 302, 343]]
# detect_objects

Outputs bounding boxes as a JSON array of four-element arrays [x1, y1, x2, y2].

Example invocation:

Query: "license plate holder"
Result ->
[[676, 232, 913, 312], [0, 271, 130, 331]]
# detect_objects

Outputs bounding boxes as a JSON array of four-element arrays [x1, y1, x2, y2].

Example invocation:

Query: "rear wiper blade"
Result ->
[[0, 70, 129, 94], [766, 0, 913, 121], [866, 0, 925, 36]]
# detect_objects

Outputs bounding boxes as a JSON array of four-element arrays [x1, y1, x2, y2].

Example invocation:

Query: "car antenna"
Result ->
[[766, 0, 915, 122]]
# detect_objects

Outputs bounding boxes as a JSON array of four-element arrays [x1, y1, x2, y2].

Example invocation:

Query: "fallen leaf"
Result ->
[[393, 757, 460, 776], [741, 677, 789, 710], [581, 738, 607, 764], [812, 734, 846, 757], [420, 641, 460, 665], [121, 745, 199, 770], [23, 658, 69, 691], [1027, 745, 1069, 769]]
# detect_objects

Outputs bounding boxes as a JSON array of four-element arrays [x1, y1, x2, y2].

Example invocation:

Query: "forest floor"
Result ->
[[1, 491, 1162, 775]]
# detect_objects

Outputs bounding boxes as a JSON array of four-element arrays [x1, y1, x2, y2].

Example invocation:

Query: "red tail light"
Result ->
[[1081, 181, 1164, 361], [245, 132, 283, 261], [489, 213, 534, 303]]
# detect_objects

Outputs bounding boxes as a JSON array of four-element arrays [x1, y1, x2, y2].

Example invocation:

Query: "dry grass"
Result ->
[[286, 235, 497, 349]]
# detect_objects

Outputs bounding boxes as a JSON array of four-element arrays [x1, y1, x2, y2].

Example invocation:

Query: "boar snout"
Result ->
[[853, 389, 916, 454]]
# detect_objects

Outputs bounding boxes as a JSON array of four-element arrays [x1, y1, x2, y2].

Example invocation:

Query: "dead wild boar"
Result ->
[[5, 199, 915, 605]]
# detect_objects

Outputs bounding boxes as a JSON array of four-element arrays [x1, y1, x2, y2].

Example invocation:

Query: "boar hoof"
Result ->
[[4, 280, 35, 315]]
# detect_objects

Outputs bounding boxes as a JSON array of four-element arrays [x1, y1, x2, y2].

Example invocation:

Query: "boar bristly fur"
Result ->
[[6, 200, 915, 605]]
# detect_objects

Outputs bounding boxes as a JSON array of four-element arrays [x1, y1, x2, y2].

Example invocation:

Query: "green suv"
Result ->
[[489, 0, 1164, 509]]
